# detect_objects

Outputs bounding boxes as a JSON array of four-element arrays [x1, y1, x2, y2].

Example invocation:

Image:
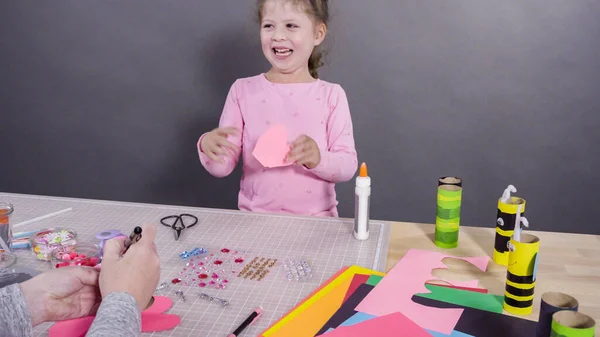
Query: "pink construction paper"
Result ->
[[319, 312, 432, 337], [252, 124, 294, 168], [48, 296, 180, 337], [354, 249, 490, 335]]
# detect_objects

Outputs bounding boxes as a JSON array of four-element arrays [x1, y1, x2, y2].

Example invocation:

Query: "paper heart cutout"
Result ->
[[48, 296, 180, 337], [252, 124, 294, 168]]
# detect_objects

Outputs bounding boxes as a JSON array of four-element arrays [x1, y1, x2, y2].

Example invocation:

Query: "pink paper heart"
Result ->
[[48, 296, 179, 337], [141, 313, 181, 332], [252, 124, 294, 168]]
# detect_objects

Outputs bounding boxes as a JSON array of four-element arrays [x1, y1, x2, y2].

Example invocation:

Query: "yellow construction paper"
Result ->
[[260, 265, 384, 337]]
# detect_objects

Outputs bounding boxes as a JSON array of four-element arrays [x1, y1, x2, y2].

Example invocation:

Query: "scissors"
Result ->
[[160, 213, 198, 240]]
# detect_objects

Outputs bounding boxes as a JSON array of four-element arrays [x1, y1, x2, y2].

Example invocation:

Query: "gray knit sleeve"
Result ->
[[86, 292, 141, 337], [0, 283, 33, 337]]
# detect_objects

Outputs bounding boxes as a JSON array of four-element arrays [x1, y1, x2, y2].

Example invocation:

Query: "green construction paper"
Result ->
[[415, 284, 504, 313], [366, 275, 383, 286]]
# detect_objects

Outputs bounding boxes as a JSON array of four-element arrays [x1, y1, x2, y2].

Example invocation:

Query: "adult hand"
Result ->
[[20, 266, 101, 326], [200, 127, 241, 162], [99, 223, 160, 311], [286, 135, 321, 169]]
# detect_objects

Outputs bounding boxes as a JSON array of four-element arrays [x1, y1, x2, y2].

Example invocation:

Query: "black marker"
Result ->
[[228, 307, 262, 337], [122, 226, 142, 254]]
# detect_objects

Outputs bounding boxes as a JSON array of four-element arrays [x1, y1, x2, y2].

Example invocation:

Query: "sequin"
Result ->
[[212, 273, 219, 279], [199, 273, 208, 279], [223, 279, 229, 283], [221, 248, 230, 253], [214, 260, 223, 265], [235, 258, 244, 263], [171, 278, 181, 284], [209, 281, 215, 285], [199, 282, 206, 287]]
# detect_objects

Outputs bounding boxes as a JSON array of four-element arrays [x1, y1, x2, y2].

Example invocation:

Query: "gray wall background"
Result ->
[[1, 1, 599, 234]]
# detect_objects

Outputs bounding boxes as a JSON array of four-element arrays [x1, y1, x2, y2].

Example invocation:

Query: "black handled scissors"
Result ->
[[160, 213, 198, 240]]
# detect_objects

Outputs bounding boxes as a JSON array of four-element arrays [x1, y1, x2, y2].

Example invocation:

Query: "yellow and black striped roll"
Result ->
[[494, 196, 526, 265], [504, 233, 540, 316]]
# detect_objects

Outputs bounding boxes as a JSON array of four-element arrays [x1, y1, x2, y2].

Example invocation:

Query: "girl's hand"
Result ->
[[287, 135, 321, 169], [200, 127, 241, 162]]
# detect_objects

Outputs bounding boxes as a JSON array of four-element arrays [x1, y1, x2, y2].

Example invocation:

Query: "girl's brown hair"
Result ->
[[257, 0, 329, 79]]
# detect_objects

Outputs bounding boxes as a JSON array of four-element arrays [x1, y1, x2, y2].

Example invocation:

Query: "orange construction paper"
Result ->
[[260, 265, 385, 337]]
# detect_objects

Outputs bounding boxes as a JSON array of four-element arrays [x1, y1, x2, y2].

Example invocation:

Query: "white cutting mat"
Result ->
[[0, 192, 390, 337]]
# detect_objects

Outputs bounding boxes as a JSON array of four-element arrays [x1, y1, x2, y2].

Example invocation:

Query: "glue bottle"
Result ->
[[354, 162, 371, 240]]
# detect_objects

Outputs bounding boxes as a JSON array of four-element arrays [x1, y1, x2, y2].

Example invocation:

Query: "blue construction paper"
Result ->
[[426, 329, 474, 337], [319, 313, 377, 335], [339, 312, 377, 327]]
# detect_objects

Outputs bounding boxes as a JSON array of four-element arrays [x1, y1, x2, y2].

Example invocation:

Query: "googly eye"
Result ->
[[507, 242, 516, 252], [496, 218, 504, 226]]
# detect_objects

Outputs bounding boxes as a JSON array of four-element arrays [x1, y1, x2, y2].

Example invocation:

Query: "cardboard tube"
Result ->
[[503, 234, 539, 315], [438, 177, 462, 187], [435, 179, 462, 249], [551, 311, 595, 337], [537, 292, 579, 337], [493, 196, 526, 266]]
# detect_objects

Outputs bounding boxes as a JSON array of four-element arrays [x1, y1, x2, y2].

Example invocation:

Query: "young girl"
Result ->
[[197, 0, 358, 217]]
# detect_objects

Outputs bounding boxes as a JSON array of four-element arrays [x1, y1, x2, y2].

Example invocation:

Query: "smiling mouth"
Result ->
[[273, 48, 293, 56]]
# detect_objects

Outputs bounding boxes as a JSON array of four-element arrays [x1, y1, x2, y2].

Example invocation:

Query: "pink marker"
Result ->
[[228, 306, 262, 337]]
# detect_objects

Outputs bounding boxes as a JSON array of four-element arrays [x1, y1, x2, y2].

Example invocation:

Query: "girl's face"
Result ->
[[260, 0, 326, 80]]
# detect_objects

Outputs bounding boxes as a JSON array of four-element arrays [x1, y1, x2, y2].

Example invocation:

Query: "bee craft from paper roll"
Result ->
[[435, 177, 462, 249], [503, 233, 539, 316], [550, 311, 596, 337], [494, 185, 526, 266]]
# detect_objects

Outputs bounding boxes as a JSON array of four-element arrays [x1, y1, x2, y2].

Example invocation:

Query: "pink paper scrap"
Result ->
[[354, 249, 490, 335], [252, 124, 294, 168]]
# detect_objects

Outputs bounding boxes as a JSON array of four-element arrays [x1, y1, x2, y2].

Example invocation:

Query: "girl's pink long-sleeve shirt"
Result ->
[[198, 73, 358, 217]]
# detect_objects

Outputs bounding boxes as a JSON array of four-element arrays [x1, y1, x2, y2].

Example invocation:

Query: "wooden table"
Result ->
[[385, 221, 600, 328]]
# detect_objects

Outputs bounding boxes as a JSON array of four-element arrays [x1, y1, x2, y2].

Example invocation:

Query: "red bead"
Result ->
[[171, 278, 182, 284], [198, 273, 208, 279], [221, 248, 230, 253], [235, 258, 244, 263], [214, 260, 223, 265]]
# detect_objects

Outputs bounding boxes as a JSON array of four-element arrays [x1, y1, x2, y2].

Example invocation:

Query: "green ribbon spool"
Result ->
[[435, 183, 462, 248]]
